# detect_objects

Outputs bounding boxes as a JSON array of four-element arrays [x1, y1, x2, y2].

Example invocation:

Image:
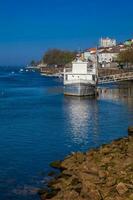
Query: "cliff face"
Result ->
[[39, 131, 133, 200]]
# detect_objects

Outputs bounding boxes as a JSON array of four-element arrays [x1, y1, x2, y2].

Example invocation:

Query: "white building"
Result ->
[[98, 48, 119, 67], [83, 48, 97, 62], [100, 37, 116, 48]]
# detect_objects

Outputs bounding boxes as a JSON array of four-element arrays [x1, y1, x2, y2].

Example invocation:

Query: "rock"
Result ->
[[62, 170, 74, 177], [61, 152, 85, 170], [129, 194, 133, 200], [115, 197, 124, 200], [116, 182, 128, 195], [73, 183, 82, 194], [101, 156, 112, 164], [86, 150, 95, 159], [75, 152, 86, 163], [50, 160, 62, 169], [39, 135, 133, 200], [40, 194, 47, 200], [62, 190, 80, 200], [38, 189, 48, 200], [106, 177, 116, 187], [128, 126, 133, 136], [104, 198, 114, 200], [39, 188, 61, 200], [81, 179, 97, 195], [61, 157, 76, 170], [98, 170, 107, 179], [125, 183, 133, 189], [79, 172, 99, 185], [47, 178, 60, 187], [47, 188, 60, 199], [100, 146, 111, 155], [48, 171, 56, 177], [71, 177, 81, 186], [88, 189, 102, 200], [87, 166, 99, 176]]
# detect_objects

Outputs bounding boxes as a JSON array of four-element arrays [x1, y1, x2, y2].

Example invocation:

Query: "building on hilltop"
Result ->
[[82, 37, 131, 68], [83, 46, 126, 68], [98, 47, 120, 67], [99, 37, 116, 48], [124, 39, 133, 46]]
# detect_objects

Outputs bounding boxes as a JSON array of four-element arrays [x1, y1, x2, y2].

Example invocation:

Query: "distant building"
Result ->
[[82, 37, 130, 68], [98, 47, 121, 67], [124, 39, 133, 46], [83, 48, 97, 62], [99, 37, 116, 48]]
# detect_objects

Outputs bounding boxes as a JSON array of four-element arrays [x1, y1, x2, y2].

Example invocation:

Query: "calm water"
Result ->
[[0, 67, 133, 200]]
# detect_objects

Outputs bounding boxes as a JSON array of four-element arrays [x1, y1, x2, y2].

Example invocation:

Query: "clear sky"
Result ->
[[0, 0, 133, 66]]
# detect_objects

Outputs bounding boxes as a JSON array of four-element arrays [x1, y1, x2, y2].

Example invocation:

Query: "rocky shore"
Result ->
[[39, 127, 133, 200]]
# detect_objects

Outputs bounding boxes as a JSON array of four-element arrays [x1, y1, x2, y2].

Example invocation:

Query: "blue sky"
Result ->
[[0, 0, 133, 66]]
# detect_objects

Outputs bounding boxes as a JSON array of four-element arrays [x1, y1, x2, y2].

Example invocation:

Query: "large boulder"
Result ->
[[116, 182, 128, 195], [61, 152, 85, 170]]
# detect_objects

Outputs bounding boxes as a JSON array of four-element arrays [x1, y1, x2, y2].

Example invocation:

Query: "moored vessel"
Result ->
[[64, 57, 98, 96]]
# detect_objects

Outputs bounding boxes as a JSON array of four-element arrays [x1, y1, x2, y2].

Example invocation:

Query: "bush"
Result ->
[[42, 49, 76, 66], [118, 48, 133, 66]]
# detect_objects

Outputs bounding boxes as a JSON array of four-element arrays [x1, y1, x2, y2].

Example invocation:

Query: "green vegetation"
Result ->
[[30, 60, 38, 66], [118, 48, 133, 67], [42, 49, 76, 66]]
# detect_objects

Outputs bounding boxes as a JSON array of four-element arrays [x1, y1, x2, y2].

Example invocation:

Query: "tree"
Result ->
[[42, 49, 76, 66], [118, 48, 133, 67], [30, 60, 37, 66]]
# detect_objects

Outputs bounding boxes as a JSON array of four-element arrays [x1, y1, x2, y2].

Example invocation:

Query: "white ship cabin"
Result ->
[[64, 59, 97, 85]]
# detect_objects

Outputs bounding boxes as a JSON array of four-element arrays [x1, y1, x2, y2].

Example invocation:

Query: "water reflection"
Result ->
[[98, 81, 133, 107], [64, 81, 133, 147], [65, 96, 99, 146]]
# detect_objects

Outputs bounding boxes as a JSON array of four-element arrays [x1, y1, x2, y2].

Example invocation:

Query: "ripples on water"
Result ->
[[0, 67, 133, 200]]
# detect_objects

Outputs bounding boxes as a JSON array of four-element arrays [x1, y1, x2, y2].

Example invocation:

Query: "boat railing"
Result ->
[[64, 68, 72, 73], [64, 66, 95, 73], [64, 70, 95, 75], [64, 79, 95, 85], [98, 71, 133, 83]]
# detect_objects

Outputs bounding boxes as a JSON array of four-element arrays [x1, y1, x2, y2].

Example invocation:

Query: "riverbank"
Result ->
[[39, 128, 133, 200], [39, 66, 133, 77]]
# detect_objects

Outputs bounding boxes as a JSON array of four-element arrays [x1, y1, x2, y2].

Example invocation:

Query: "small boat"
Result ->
[[64, 57, 98, 96], [19, 68, 24, 72]]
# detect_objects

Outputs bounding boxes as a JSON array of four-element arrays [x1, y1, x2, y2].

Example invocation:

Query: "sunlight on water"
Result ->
[[65, 97, 99, 145], [0, 67, 132, 200]]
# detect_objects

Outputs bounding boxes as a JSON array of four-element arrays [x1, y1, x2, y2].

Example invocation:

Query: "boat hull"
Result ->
[[64, 83, 96, 96]]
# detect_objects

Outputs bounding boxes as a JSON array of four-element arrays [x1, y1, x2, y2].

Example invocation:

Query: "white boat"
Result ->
[[19, 68, 24, 72], [64, 58, 98, 96]]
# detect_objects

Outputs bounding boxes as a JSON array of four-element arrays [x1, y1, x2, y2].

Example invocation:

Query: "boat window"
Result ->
[[65, 75, 68, 80], [92, 75, 95, 81]]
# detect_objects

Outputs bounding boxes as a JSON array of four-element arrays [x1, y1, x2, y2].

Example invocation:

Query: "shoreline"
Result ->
[[39, 67, 133, 77], [39, 127, 133, 200]]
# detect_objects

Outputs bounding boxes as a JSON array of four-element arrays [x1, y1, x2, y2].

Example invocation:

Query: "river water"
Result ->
[[0, 67, 133, 200]]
